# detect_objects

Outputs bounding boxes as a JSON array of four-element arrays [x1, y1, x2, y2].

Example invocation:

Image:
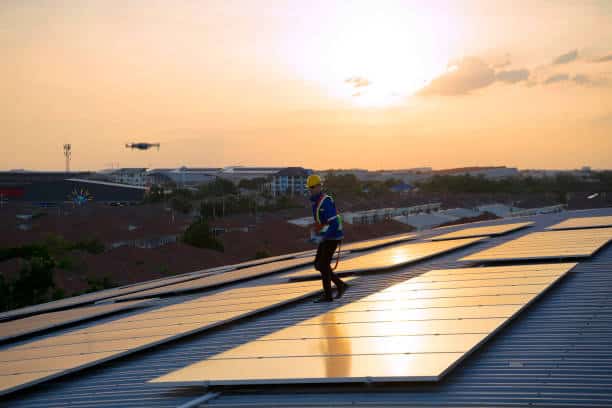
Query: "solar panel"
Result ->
[[461, 228, 612, 263], [228, 249, 316, 268], [285, 237, 485, 281], [0, 249, 321, 322], [0, 265, 233, 322], [107, 255, 317, 302], [430, 222, 533, 241], [0, 279, 327, 396], [151, 263, 574, 386], [547, 216, 612, 231], [341, 233, 416, 252], [0, 300, 152, 343]]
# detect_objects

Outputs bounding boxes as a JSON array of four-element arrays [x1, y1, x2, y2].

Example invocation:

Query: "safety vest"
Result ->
[[314, 194, 343, 234]]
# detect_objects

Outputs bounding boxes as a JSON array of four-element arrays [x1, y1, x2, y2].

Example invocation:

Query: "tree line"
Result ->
[[0, 235, 107, 312]]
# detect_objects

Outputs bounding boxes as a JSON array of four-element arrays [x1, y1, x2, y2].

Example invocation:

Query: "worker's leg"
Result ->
[[315, 240, 337, 300], [325, 240, 344, 288]]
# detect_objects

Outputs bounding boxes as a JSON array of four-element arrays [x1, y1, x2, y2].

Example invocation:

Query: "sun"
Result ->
[[287, 3, 451, 107]]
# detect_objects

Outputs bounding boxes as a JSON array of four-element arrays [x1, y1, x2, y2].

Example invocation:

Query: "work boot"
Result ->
[[335, 282, 349, 299], [313, 295, 333, 303]]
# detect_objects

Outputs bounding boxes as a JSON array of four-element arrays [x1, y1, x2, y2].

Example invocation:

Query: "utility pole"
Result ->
[[63, 144, 71, 173]]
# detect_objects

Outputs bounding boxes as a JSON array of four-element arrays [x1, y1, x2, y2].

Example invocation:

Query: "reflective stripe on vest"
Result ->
[[315, 195, 343, 232]]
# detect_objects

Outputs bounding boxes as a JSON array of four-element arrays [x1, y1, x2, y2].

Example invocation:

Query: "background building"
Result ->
[[271, 167, 312, 197], [145, 167, 219, 187], [0, 172, 145, 204]]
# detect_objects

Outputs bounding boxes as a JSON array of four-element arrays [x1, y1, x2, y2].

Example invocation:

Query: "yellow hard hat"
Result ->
[[306, 174, 322, 188]]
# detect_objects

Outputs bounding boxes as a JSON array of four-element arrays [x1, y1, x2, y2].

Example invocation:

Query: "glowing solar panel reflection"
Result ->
[[430, 222, 533, 241], [0, 280, 325, 396], [341, 233, 416, 252], [151, 263, 575, 385], [108, 256, 316, 302], [547, 216, 612, 231], [462, 228, 612, 263], [285, 237, 485, 281]]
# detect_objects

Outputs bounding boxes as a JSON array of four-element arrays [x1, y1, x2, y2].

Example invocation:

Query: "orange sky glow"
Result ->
[[2, 0, 612, 171]]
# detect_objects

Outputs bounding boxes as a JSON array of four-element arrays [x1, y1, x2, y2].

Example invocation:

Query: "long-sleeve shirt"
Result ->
[[310, 192, 344, 240]]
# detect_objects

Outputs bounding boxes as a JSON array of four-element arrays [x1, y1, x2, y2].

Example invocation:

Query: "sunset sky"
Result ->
[[2, 0, 612, 171]]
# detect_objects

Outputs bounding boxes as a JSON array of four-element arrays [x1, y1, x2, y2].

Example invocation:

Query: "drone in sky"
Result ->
[[125, 143, 160, 151]]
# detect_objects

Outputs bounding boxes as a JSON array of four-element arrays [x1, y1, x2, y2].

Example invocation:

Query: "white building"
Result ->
[[271, 167, 311, 197], [146, 167, 219, 187], [219, 166, 285, 182], [100, 168, 148, 186], [393, 213, 459, 230], [342, 203, 442, 224]]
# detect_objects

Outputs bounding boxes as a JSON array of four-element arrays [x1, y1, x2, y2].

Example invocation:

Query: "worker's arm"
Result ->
[[320, 197, 340, 240]]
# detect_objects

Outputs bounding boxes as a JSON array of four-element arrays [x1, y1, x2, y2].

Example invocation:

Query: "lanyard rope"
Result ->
[[331, 240, 341, 271]]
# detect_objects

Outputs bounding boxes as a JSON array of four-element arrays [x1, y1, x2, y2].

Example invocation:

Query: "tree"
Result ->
[[9, 257, 56, 309], [255, 249, 271, 259], [0, 235, 108, 311], [182, 218, 224, 252], [0, 275, 9, 311], [170, 196, 193, 214], [145, 185, 165, 202], [197, 178, 237, 197], [323, 173, 362, 195]]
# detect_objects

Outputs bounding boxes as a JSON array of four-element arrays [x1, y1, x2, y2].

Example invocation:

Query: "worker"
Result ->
[[306, 174, 349, 302]]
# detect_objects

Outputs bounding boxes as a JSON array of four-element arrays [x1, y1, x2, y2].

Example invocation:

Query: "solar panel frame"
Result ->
[[107, 255, 318, 302], [546, 216, 612, 231], [285, 237, 486, 281], [461, 228, 612, 263], [150, 263, 575, 386], [0, 299, 153, 343], [0, 249, 322, 322], [429, 222, 534, 241], [0, 265, 233, 322], [340, 233, 417, 252]]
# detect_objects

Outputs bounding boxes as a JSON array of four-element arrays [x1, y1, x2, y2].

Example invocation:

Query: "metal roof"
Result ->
[[2, 208, 612, 407]]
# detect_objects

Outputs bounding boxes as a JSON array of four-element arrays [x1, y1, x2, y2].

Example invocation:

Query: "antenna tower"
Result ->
[[63, 144, 71, 172]]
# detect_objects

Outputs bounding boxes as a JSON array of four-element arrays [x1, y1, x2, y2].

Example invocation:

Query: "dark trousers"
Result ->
[[314, 239, 344, 299]]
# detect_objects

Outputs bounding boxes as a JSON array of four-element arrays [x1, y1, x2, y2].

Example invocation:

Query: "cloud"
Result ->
[[543, 73, 570, 84], [496, 69, 530, 83], [345, 77, 371, 88], [572, 74, 592, 85], [552, 49, 578, 65], [418, 57, 495, 96], [542, 73, 607, 86], [572, 74, 608, 86], [594, 54, 612, 63]]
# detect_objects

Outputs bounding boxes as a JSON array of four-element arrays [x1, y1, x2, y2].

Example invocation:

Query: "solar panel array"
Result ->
[[461, 228, 612, 263], [108, 255, 316, 302], [285, 237, 485, 281], [0, 265, 233, 322], [0, 300, 152, 343], [430, 222, 533, 241], [0, 279, 328, 396], [547, 215, 612, 231], [0, 249, 321, 322], [340, 233, 416, 252], [151, 263, 575, 386], [229, 249, 316, 268]]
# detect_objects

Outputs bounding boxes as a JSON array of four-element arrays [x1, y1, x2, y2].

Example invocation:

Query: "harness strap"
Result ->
[[331, 240, 342, 271]]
